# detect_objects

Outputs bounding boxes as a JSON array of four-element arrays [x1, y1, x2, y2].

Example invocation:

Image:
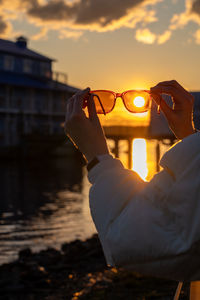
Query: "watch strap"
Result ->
[[87, 157, 100, 171]]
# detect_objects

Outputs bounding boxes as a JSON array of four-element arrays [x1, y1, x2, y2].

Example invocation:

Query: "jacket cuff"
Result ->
[[88, 155, 124, 184]]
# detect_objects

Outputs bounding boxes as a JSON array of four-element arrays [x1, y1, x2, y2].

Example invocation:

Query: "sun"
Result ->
[[133, 96, 145, 108]]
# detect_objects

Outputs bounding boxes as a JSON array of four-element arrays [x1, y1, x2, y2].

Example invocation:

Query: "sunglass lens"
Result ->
[[123, 91, 150, 113], [91, 91, 115, 114]]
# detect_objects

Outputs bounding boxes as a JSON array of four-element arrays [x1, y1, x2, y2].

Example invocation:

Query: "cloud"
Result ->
[[170, 0, 200, 31], [74, 0, 153, 28], [27, 0, 77, 22], [191, 0, 200, 15], [25, 0, 152, 27], [135, 28, 156, 44], [166, 0, 200, 45], [194, 27, 200, 43], [23, 0, 161, 33], [0, 0, 161, 40], [0, 0, 178, 45], [58, 29, 83, 40], [135, 28, 172, 44], [31, 26, 49, 40], [157, 30, 171, 44], [0, 15, 12, 37], [0, 15, 7, 33]]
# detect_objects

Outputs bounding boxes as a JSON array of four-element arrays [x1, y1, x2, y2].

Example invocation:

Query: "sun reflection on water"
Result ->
[[132, 139, 148, 181]]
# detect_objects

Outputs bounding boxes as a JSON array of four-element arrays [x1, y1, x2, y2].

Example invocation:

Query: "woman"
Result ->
[[64, 80, 200, 282]]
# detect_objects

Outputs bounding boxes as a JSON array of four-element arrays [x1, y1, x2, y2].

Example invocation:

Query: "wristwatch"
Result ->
[[87, 157, 100, 172], [86, 154, 112, 172]]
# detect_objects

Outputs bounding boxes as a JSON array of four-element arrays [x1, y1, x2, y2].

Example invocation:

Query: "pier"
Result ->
[[103, 102, 176, 170], [104, 125, 148, 169]]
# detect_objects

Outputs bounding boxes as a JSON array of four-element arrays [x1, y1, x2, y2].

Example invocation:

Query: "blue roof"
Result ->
[[0, 71, 79, 93], [0, 38, 54, 62]]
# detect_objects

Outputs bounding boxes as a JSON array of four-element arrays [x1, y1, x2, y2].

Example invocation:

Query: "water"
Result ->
[[0, 138, 170, 265], [0, 157, 96, 265]]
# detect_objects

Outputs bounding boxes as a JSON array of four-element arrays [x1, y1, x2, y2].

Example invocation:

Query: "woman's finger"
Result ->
[[65, 97, 74, 121], [73, 88, 90, 114], [151, 92, 173, 121], [151, 80, 186, 93], [159, 96, 174, 122], [151, 84, 194, 109], [150, 84, 183, 104], [151, 80, 193, 99], [87, 94, 98, 121], [150, 92, 161, 106]]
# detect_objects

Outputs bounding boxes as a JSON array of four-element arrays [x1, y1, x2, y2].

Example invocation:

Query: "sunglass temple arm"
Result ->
[[91, 93, 106, 115]]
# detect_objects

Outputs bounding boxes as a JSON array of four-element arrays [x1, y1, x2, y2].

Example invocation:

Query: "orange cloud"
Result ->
[[135, 28, 172, 45], [135, 28, 156, 44], [157, 30, 171, 44], [0, 0, 182, 46], [58, 29, 83, 40], [194, 28, 200, 43], [0, 14, 12, 37], [170, 0, 200, 30], [0, 0, 161, 39], [167, 0, 200, 44], [31, 26, 48, 40]]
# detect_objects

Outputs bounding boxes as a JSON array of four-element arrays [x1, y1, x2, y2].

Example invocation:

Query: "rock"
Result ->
[[18, 248, 32, 259], [0, 234, 190, 299]]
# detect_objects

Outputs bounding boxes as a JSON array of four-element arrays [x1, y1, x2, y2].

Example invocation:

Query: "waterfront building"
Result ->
[[0, 36, 79, 156]]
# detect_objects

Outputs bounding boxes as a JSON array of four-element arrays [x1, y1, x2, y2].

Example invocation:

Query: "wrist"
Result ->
[[85, 150, 110, 163], [87, 153, 113, 171], [178, 128, 196, 139]]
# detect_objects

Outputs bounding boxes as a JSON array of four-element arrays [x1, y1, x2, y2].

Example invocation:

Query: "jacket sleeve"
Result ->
[[88, 154, 175, 267], [88, 132, 200, 273]]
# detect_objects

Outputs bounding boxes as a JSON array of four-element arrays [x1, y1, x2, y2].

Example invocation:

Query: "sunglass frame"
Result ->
[[90, 89, 150, 114]]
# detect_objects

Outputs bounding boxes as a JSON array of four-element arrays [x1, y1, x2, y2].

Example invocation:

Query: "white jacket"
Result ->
[[88, 132, 200, 281]]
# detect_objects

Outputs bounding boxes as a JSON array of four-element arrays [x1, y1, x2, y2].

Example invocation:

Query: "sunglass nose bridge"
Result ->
[[116, 93, 122, 98]]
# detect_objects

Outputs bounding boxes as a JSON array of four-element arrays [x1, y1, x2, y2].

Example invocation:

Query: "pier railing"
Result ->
[[52, 71, 68, 84], [103, 125, 175, 170]]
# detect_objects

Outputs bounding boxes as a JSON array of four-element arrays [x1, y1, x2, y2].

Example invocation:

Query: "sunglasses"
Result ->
[[84, 90, 151, 115]]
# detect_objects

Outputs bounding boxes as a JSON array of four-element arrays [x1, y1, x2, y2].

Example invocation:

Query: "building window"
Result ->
[[9, 88, 24, 110], [4, 55, 14, 71], [52, 92, 63, 112], [40, 62, 51, 78], [23, 59, 32, 73], [0, 96, 5, 108], [53, 121, 62, 133], [0, 86, 6, 108], [0, 55, 4, 70], [0, 117, 4, 135], [44, 93, 49, 111]]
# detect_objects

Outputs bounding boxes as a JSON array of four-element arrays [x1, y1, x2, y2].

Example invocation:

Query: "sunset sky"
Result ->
[[1, 0, 200, 92]]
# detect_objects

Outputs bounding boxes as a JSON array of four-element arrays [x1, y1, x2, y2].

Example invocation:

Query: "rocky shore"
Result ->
[[0, 234, 189, 299]]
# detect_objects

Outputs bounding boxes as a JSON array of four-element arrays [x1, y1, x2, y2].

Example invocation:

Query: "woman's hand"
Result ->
[[150, 80, 195, 139], [64, 88, 109, 162]]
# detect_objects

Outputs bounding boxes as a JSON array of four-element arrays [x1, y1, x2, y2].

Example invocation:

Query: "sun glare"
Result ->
[[132, 139, 148, 181], [133, 96, 145, 108]]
